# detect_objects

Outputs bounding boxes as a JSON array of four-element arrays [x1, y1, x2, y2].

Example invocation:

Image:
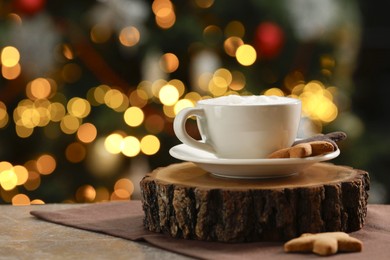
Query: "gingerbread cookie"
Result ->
[[268, 131, 347, 159], [267, 140, 334, 159], [308, 140, 335, 156], [284, 232, 363, 256], [289, 143, 312, 158]]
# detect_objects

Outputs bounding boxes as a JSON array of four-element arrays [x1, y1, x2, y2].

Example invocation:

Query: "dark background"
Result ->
[[351, 1, 390, 202]]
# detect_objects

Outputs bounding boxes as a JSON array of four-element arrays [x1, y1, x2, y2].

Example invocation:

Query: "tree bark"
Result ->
[[140, 162, 370, 242]]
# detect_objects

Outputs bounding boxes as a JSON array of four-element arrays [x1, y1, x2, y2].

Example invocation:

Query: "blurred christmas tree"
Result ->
[[0, 0, 371, 204]]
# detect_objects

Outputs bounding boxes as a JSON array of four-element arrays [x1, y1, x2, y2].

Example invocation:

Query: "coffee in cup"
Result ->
[[173, 95, 301, 159]]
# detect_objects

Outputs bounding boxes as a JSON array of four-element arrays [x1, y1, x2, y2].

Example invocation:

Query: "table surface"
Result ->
[[0, 204, 192, 260]]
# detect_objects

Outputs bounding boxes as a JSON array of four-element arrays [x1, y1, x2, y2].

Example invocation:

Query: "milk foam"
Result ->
[[198, 95, 298, 105]]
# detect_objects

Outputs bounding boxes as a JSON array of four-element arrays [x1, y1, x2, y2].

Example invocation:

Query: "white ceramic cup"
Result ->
[[173, 95, 301, 159]]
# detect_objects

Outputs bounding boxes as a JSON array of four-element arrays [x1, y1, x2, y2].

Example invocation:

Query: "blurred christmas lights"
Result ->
[[0, 0, 362, 204]]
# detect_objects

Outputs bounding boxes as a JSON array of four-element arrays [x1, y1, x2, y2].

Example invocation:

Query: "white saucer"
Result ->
[[169, 144, 340, 179]]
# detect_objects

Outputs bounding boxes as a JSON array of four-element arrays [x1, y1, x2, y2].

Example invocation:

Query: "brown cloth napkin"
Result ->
[[31, 202, 390, 259]]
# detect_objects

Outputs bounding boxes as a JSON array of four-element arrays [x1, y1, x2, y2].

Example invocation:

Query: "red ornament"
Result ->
[[254, 22, 285, 59], [13, 0, 46, 16]]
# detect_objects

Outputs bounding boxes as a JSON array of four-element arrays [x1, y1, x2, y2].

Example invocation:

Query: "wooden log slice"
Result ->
[[140, 162, 370, 242]]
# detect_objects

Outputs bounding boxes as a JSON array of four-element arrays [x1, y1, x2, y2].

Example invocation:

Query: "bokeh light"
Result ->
[[129, 89, 148, 108], [15, 125, 33, 138], [169, 79, 185, 97], [111, 188, 131, 201], [203, 25, 223, 45], [31, 199, 45, 205], [1, 46, 20, 67], [62, 44, 74, 60], [91, 24, 112, 44], [194, 0, 214, 8], [224, 36, 244, 57], [68, 97, 91, 118], [264, 88, 284, 96], [91, 85, 110, 105], [12, 194, 30, 206], [163, 104, 176, 118], [121, 136, 141, 157], [208, 68, 235, 96], [236, 44, 257, 66], [36, 154, 56, 175], [114, 178, 134, 197], [2, 63, 21, 79], [140, 135, 160, 155], [14, 165, 28, 185], [159, 84, 179, 105], [0, 102, 9, 128], [76, 185, 96, 203], [6, 13, 22, 25], [105, 133, 124, 154], [49, 102, 66, 122], [119, 26, 140, 47], [124, 107, 144, 127], [24, 171, 41, 191], [60, 114, 81, 134], [160, 53, 179, 73], [0, 169, 17, 191], [291, 80, 338, 123], [65, 142, 87, 163], [229, 71, 246, 91], [153, 0, 176, 29], [224, 20, 245, 38], [77, 123, 97, 143], [95, 187, 110, 202], [26, 78, 52, 100], [174, 99, 194, 115], [213, 68, 232, 88], [104, 89, 129, 112]]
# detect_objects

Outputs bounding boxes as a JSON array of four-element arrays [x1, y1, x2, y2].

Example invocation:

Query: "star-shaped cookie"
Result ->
[[284, 232, 363, 256]]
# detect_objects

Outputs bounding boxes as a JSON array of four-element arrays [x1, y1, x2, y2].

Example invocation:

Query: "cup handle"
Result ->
[[173, 107, 215, 154]]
